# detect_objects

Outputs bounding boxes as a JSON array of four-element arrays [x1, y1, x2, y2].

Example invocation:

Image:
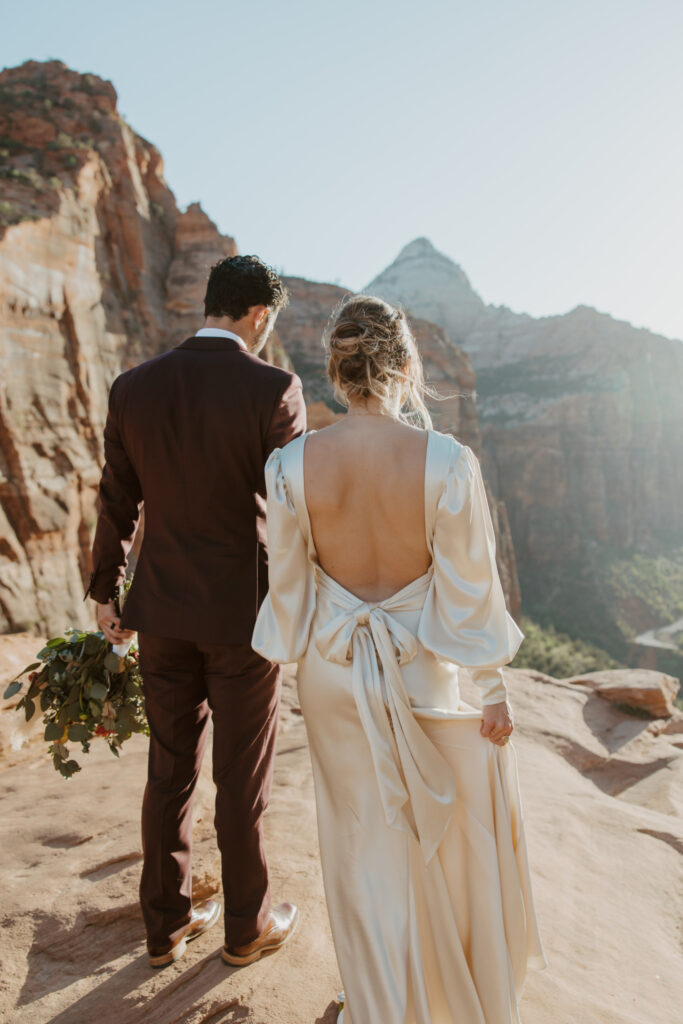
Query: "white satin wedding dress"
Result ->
[[252, 428, 547, 1024]]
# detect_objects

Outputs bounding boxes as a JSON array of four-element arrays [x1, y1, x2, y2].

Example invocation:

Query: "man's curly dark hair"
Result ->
[[203, 255, 289, 320]]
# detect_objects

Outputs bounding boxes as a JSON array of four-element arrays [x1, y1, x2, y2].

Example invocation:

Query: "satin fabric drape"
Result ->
[[252, 429, 547, 1023]]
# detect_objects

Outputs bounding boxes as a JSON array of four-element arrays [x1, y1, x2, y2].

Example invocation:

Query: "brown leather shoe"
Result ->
[[221, 902, 300, 966], [148, 899, 222, 968]]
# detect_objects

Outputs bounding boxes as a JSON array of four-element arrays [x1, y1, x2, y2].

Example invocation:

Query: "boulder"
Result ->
[[563, 668, 680, 718]]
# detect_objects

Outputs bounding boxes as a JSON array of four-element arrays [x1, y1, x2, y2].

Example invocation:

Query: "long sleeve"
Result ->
[[264, 374, 307, 461], [85, 377, 143, 603], [418, 441, 524, 706], [252, 447, 316, 663]]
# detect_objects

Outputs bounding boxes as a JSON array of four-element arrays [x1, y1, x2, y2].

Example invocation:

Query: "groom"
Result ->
[[85, 255, 306, 968]]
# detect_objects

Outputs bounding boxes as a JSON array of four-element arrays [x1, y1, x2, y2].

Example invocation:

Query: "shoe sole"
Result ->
[[149, 901, 222, 969], [220, 907, 300, 967]]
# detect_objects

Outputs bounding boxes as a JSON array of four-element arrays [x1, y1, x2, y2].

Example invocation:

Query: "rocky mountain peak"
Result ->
[[365, 237, 485, 342], [0, 59, 118, 110], [395, 236, 438, 258]]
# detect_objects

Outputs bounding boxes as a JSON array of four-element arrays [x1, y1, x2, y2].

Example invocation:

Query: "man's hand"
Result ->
[[480, 700, 514, 746], [96, 601, 136, 646]]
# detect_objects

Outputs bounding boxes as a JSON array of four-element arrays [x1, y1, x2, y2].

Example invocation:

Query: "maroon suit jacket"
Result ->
[[85, 335, 307, 645]]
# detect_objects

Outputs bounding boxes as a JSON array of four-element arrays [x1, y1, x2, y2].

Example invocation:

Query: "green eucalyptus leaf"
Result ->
[[124, 676, 140, 696], [84, 635, 103, 656], [68, 723, 90, 741], [116, 707, 135, 730], [36, 608, 146, 773], [103, 651, 124, 674], [3, 680, 22, 700]]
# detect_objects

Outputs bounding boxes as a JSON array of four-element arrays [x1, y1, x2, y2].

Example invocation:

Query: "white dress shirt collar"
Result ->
[[194, 327, 247, 351]]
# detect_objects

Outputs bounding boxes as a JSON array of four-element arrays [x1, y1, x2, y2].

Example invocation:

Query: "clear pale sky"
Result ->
[[3, 0, 682, 340]]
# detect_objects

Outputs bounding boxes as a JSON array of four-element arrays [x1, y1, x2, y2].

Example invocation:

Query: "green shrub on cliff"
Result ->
[[511, 617, 621, 678]]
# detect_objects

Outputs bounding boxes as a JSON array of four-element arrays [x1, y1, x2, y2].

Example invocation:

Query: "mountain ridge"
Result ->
[[368, 237, 683, 344], [367, 237, 683, 676]]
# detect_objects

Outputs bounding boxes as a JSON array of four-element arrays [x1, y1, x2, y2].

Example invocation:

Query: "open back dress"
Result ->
[[252, 428, 547, 1024]]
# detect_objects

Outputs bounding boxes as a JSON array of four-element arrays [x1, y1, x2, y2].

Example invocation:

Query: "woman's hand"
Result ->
[[480, 700, 514, 746]]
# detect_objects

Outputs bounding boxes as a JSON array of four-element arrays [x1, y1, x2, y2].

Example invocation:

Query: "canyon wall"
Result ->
[[0, 62, 519, 634], [367, 239, 683, 666], [0, 61, 236, 634]]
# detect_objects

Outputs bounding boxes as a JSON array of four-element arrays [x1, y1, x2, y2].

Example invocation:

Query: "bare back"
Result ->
[[303, 418, 431, 601]]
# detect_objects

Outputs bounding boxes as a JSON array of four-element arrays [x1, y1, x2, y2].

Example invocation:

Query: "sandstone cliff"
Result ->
[[367, 239, 683, 670], [0, 61, 238, 635], [0, 63, 520, 633]]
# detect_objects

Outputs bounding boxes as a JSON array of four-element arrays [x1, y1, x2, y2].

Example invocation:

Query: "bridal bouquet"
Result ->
[[2, 583, 147, 778]]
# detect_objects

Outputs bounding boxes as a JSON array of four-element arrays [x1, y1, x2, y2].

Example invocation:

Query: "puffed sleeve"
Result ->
[[252, 448, 316, 663], [418, 442, 524, 706]]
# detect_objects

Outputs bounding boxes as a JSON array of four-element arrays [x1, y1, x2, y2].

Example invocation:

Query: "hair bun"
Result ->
[[324, 294, 431, 428]]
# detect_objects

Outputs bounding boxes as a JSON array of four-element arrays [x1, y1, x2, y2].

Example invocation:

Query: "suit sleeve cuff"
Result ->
[[83, 571, 118, 604]]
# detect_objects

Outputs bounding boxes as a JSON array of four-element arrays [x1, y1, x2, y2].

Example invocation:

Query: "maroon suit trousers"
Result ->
[[138, 633, 281, 949]]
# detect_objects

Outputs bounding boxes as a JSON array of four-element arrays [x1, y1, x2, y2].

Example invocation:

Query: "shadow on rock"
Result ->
[[17, 904, 143, 1008], [315, 1001, 340, 1023]]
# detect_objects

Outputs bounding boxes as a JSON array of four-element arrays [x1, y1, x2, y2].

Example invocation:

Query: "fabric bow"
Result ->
[[315, 569, 457, 863]]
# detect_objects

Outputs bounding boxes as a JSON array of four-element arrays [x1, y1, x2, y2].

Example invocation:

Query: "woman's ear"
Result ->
[[400, 362, 412, 401]]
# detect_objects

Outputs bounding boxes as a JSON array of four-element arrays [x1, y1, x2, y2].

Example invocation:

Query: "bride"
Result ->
[[252, 295, 547, 1023]]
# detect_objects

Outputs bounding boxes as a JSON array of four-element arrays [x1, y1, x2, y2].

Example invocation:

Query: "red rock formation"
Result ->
[[0, 61, 235, 634], [164, 202, 237, 348], [563, 669, 679, 719], [0, 62, 520, 634]]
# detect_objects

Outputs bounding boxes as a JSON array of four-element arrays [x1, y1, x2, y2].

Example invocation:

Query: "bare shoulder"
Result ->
[[304, 420, 431, 499]]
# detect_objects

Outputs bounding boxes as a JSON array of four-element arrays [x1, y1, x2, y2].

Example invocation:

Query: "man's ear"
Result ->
[[253, 305, 269, 329]]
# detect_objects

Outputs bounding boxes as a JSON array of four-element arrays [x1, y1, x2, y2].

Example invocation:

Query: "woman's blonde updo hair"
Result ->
[[325, 294, 433, 428]]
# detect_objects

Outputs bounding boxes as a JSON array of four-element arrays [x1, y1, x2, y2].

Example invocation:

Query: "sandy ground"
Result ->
[[1, 634, 682, 1024]]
